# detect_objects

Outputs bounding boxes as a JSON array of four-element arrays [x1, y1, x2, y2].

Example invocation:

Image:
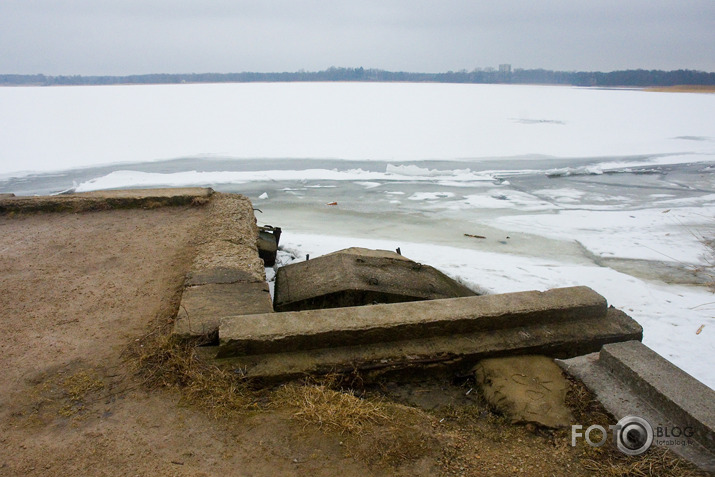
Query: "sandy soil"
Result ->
[[0, 206, 705, 477], [0, 207, 374, 477]]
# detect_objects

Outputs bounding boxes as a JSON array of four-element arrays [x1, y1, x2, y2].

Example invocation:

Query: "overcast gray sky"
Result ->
[[1, 0, 713, 75]]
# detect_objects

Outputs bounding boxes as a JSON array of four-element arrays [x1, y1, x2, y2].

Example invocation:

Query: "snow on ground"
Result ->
[[273, 232, 715, 390], [1, 83, 715, 176]]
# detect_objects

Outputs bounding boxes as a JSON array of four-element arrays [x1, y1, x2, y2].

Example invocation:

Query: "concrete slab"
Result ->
[[558, 341, 715, 471], [173, 282, 273, 339], [273, 247, 477, 312], [0, 188, 213, 214], [205, 307, 642, 382], [219, 286, 608, 357]]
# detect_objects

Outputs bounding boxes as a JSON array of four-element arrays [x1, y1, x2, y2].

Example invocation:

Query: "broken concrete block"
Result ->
[[173, 282, 273, 339], [209, 305, 641, 382], [185, 267, 263, 287], [200, 193, 259, 246], [273, 247, 477, 312], [474, 355, 574, 428]]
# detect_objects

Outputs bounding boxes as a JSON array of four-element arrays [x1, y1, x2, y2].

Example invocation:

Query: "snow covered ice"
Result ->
[[1, 82, 714, 388]]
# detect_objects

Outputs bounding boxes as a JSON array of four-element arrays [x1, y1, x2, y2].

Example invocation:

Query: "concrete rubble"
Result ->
[[163, 191, 713, 472]]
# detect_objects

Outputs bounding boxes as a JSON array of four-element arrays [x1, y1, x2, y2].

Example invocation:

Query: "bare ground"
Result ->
[[0, 206, 706, 476]]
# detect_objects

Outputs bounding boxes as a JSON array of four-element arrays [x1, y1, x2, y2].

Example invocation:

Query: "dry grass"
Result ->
[[58, 371, 106, 417], [273, 382, 393, 434], [129, 329, 262, 417], [645, 85, 715, 93], [20, 367, 107, 422], [273, 379, 437, 466], [127, 326, 709, 474], [581, 446, 707, 477]]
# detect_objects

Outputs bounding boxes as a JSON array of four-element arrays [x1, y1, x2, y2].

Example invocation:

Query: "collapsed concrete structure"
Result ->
[[157, 190, 713, 472], [273, 247, 478, 312]]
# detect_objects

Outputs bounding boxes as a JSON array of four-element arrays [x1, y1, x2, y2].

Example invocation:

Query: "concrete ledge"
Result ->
[[191, 241, 265, 283], [0, 187, 213, 214], [558, 341, 715, 471], [206, 307, 642, 381], [218, 286, 608, 357], [185, 267, 265, 286], [173, 193, 271, 339]]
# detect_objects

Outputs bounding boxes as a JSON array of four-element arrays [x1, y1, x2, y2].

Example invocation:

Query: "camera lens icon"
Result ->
[[615, 416, 653, 455]]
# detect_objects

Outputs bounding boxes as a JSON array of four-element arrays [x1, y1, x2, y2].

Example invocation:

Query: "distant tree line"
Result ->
[[1, 67, 714, 87]]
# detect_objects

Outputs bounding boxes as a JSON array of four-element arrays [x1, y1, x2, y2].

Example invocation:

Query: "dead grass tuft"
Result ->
[[191, 196, 211, 207], [581, 445, 707, 477], [272, 379, 437, 467], [58, 371, 105, 417], [273, 382, 393, 434], [129, 329, 261, 417]]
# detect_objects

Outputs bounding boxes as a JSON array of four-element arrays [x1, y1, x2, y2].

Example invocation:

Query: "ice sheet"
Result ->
[[2, 83, 715, 176], [490, 207, 715, 264]]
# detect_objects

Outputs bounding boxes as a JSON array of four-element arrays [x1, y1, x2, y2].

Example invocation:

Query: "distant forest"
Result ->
[[2, 67, 714, 87]]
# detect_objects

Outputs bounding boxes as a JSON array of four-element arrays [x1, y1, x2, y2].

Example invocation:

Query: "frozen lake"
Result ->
[[1, 82, 714, 388]]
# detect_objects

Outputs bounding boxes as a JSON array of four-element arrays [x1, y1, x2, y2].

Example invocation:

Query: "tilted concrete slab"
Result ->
[[219, 286, 608, 357], [558, 341, 715, 471], [204, 307, 642, 382], [273, 247, 477, 312], [0, 187, 213, 214]]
